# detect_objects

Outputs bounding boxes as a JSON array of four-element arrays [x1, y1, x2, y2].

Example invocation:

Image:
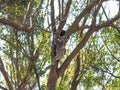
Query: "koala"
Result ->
[[52, 30, 68, 65]]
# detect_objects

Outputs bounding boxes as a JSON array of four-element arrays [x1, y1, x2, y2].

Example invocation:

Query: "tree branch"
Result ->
[[101, 4, 109, 21], [50, 0, 56, 31], [0, 85, 7, 90], [96, 14, 120, 30], [67, 25, 90, 35], [91, 0, 102, 26], [58, 0, 72, 32], [67, 10, 120, 37], [58, 13, 120, 76], [90, 64, 120, 78], [70, 54, 80, 90], [111, 24, 120, 33], [67, 0, 102, 36], [23, 0, 33, 24], [0, 18, 33, 32], [58, 29, 94, 76], [30, 0, 44, 16], [0, 58, 13, 90], [62, 0, 64, 17], [58, 0, 61, 21], [101, 34, 120, 62]]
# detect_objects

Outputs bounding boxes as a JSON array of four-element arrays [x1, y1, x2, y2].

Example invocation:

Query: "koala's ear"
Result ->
[[60, 30, 66, 36]]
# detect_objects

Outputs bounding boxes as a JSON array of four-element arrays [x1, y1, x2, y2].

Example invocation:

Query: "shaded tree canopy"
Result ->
[[0, 0, 120, 90]]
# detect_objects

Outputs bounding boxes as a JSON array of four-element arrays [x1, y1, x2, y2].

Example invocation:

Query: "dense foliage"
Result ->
[[0, 0, 120, 90]]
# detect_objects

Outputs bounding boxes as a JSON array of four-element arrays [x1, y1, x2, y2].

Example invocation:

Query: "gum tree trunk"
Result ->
[[47, 65, 58, 90]]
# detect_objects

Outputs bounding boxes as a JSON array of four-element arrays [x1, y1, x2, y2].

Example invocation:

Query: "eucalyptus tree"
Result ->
[[0, 0, 120, 90]]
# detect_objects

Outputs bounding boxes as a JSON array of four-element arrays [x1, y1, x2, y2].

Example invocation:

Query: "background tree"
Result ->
[[0, 0, 120, 90]]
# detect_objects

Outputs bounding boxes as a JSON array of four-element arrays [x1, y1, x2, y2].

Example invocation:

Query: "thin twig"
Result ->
[[91, 64, 120, 78], [23, 0, 33, 24]]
